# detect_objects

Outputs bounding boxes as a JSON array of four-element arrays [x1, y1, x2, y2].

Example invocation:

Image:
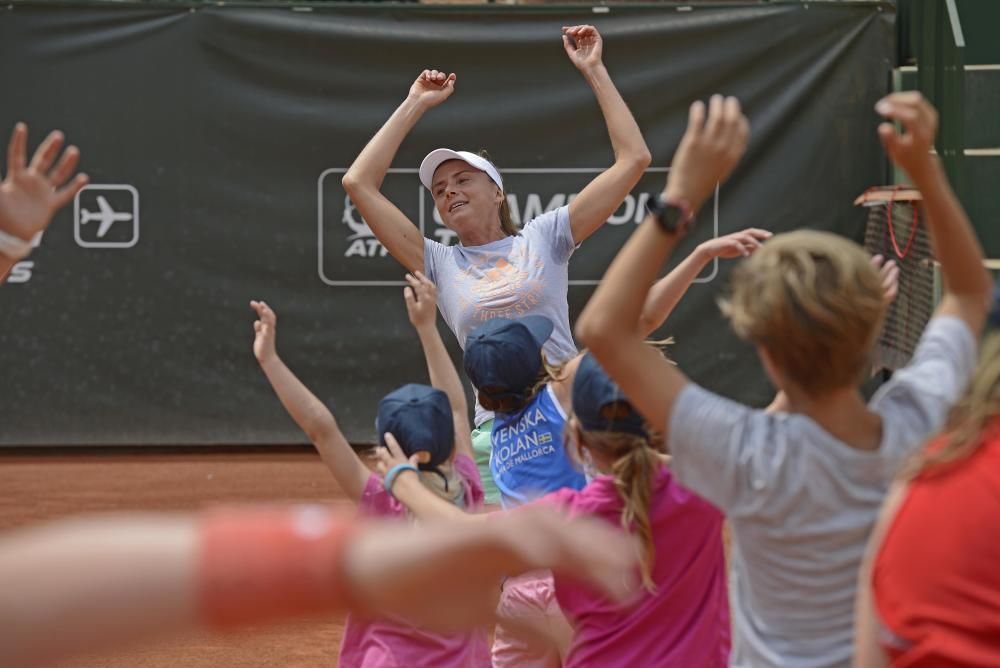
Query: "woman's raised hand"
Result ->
[[409, 69, 457, 110], [562, 25, 604, 72]]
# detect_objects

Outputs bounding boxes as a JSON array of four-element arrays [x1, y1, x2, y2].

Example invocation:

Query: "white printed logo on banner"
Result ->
[[341, 194, 390, 258], [5, 231, 46, 284], [74, 184, 140, 248]]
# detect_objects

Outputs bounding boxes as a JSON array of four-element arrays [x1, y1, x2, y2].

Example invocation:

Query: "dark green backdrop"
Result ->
[[0, 1, 894, 445]]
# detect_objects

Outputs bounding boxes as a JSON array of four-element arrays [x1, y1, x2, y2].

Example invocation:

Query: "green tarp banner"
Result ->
[[0, 1, 893, 445]]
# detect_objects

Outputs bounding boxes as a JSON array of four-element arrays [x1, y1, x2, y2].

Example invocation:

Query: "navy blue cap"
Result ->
[[463, 316, 554, 399], [989, 276, 1000, 328], [376, 384, 454, 469], [572, 353, 647, 436]]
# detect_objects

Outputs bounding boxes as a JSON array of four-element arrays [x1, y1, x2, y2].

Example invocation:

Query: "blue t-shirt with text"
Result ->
[[490, 384, 586, 509]]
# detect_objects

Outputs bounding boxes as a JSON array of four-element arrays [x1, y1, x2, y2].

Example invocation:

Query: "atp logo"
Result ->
[[341, 195, 389, 259]]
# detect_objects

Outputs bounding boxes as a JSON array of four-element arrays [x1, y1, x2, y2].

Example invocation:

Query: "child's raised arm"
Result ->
[[403, 272, 475, 462], [576, 97, 750, 438], [876, 92, 991, 335], [251, 300, 370, 501], [639, 227, 771, 337], [375, 433, 477, 523]]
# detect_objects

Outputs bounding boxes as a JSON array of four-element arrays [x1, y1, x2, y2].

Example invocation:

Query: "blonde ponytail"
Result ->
[[611, 444, 660, 592], [568, 417, 660, 593]]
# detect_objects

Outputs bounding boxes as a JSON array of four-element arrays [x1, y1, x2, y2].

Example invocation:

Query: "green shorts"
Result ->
[[471, 419, 501, 506]]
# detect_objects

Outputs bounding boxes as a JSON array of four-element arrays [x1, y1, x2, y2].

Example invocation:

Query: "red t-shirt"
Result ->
[[873, 422, 1000, 666]]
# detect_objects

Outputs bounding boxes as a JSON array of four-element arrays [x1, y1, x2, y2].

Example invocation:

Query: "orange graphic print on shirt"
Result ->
[[455, 245, 546, 323]]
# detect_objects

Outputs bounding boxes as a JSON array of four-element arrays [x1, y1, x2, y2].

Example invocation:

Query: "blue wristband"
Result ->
[[384, 463, 419, 497]]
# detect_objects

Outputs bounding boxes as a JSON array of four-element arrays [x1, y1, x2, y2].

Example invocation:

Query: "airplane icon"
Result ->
[[79, 196, 133, 238], [74, 184, 140, 249]]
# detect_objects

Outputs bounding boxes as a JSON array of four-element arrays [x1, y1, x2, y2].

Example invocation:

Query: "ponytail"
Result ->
[[568, 418, 660, 592], [611, 445, 659, 592]]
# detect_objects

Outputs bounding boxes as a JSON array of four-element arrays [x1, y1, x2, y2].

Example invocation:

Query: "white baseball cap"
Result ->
[[419, 149, 504, 192]]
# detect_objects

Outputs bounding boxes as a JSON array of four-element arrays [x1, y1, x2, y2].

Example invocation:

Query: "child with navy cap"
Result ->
[[374, 384, 467, 506], [464, 314, 587, 512], [555, 353, 728, 666], [461, 314, 585, 667], [250, 280, 489, 667], [379, 352, 730, 667]]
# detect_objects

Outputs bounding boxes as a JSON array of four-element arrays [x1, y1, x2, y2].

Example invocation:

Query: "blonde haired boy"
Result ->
[[577, 92, 991, 666]]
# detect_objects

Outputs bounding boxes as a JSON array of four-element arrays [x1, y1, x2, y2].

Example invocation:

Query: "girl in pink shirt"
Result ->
[[382, 352, 730, 666], [546, 353, 728, 666], [251, 277, 490, 668]]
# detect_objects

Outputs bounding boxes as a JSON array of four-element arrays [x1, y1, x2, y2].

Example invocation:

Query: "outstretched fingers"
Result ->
[[53, 173, 89, 211], [6, 122, 27, 178], [250, 299, 277, 325], [48, 144, 81, 187], [28, 130, 65, 175]]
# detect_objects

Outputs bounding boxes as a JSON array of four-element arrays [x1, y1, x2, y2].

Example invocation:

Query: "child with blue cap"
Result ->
[[250, 275, 489, 667], [461, 313, 585, 667], [463, 314, 587, 512]]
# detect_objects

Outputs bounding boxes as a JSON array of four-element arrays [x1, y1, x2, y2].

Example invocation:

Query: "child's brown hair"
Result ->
[[719, 230, 886, 395]]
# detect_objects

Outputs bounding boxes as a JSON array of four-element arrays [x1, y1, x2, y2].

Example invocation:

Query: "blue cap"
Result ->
[[572, 353, 647, 436], [376, 384, 454, 469], [463, 316, 554, 399]]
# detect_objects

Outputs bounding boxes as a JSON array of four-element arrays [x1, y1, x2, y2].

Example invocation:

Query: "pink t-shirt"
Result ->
[[338, 455, 491, 668], [536, 464, 729, 668]]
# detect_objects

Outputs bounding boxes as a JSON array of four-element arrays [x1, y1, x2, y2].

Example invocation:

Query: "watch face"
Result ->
[[662, 205, 685, 232], [648, 194, 691, 235]]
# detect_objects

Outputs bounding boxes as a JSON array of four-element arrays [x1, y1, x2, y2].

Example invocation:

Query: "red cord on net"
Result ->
[[887, 185, 919, 260]]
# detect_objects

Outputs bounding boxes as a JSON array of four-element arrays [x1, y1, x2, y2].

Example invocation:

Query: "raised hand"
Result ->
[[871, 254, 899, 305], [404, 271, 438, 331], [374, 432, 428, 480], [697, 227, 772, 259], [250, 300, 278, 364], [664, 96, 750, 215], [562, 25, 603, 72], [0, 123, 88, 244], [875, 92, 938, 179], [408, 69, 457, 110]]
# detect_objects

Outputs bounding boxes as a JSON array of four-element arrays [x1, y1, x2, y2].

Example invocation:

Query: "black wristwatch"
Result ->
[[646, 193, 694, 236]]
